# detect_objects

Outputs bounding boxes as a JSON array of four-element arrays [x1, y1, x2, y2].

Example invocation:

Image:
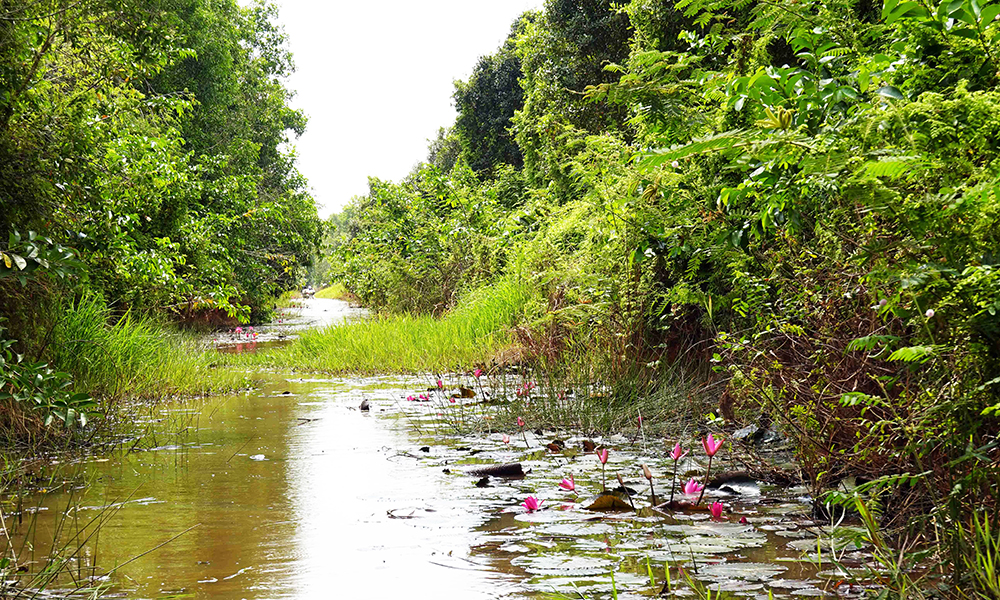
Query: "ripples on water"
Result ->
[[3, 373, 876, 599]]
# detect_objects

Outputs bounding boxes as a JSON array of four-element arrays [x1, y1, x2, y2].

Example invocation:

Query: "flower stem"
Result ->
[[669, 461, 678, 505], [696, 455, 713, 505], [648, 479, 657, 506]]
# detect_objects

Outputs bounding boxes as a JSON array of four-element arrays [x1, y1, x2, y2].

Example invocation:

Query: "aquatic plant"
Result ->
[[682, 478, 703, 496], [642, 464, 656, 505], [517, 416, 528, 447], [668, 442, 687, 504], [697, 434, 724, 504], [522, 496, 542, 512], [710, 501, 724, 520], [597, 448, 609, 491], [559, 475, 575, 491]]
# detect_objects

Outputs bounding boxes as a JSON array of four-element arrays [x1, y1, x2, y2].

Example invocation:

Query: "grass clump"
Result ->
[[48, 294, 250, 401], [314, 283, 351, 300], [237, 278, 537, 373]]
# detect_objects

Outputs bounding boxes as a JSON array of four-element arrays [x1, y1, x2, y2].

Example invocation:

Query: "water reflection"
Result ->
[[5, 376, 870, 599], [213, 298, 368, 354]]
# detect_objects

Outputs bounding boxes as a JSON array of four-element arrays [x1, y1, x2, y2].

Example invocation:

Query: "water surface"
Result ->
[[7, 376, 871, 599]]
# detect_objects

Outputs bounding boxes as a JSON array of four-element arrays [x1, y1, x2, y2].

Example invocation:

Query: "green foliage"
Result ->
[[453, 19, 525, 176], [47, 293, 249, 401], [333, 163, 509, 314], [0, 326, 95, 431], [0, 0, 321, 329], [232, 278, 538, 373]]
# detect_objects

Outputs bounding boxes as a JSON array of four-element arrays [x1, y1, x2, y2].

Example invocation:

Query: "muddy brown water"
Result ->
[[5, 376, 873, 599], [3, 301, 876, 598]]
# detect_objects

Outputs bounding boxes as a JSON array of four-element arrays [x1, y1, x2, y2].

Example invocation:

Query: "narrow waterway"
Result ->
[[8, 373, 870, 599], [3, 300, 874, 599]]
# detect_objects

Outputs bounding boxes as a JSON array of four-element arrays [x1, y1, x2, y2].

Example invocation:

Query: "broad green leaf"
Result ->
[[981, 3, 1000, 24], [951, 8, 978, 22], [877, 85, 905, 99], [883, 0, 903, 19], [887, 1, 930, 22]]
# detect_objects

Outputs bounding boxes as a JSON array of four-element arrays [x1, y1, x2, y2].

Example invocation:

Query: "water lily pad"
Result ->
[[513, 554, 613, 576], [787, 536, 860, 552], [584, 492, 633, 512], [697, 562, 786, 581]]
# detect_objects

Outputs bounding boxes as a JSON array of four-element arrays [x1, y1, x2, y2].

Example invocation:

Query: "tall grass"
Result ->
[[48, 294, 249, 401], [314, 283, 350, 300], [234, 278, 537, 373]]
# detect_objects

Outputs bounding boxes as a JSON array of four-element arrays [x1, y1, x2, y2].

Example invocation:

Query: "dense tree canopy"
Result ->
[[0, 0, 320, 325]]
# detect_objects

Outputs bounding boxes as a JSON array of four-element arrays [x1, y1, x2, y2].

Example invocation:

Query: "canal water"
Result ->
[[4, 301, 873, 599]]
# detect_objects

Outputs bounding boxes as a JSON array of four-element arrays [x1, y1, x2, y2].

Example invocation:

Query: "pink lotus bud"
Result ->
[[597, 449, 609, 464], [474, 368, 483, 378], [436, 379, 443, 389], [517, 416, 525, 428]]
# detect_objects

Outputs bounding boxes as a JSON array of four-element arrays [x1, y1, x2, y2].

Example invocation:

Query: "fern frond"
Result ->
[[638, 130, 751, 168], [863, 156, 927, 179]]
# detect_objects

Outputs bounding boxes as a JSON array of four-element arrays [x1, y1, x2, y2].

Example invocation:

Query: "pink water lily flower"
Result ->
[[597, 448, 609, 464], [702, 434, 724, 457], [682, 478, 704, 495], [436, 379, 443, 389], [502, 434, 510, 445], [474, 368, 483, 378], [522, 496, 542, 512], [670, 442, 687, 461], [517, 416, 525, 428], [710, 501, 724, 519], [559, 475, 575, 491]]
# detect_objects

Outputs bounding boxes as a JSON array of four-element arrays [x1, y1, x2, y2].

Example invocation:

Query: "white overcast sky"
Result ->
[[274, 0, 544, 218]]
